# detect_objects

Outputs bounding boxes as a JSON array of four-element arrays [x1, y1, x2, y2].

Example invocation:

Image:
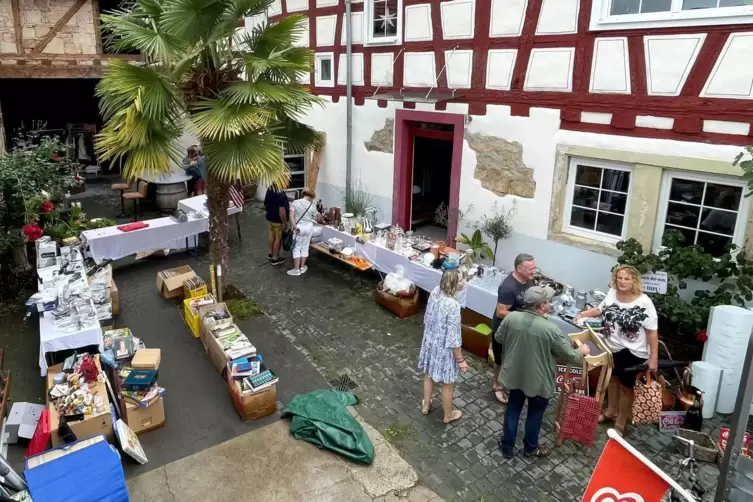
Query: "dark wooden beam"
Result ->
[[10, 0, 23, 54], [91, 0, 104, 55], [30, 0, 88, 55]]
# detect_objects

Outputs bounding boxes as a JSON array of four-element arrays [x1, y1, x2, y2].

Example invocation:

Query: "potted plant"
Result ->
[[456, 229, 494, 265], [479, 201, 517, 263]]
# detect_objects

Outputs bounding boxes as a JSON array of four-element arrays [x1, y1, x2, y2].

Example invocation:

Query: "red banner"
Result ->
[[583, 434, 670, 502]]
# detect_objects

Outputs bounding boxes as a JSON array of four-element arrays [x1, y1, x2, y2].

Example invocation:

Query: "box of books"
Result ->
[[227, 376, 276, 421], [198, 303, 232, 353], [183, 276, 208, 299], [183, 294, 215, 338]]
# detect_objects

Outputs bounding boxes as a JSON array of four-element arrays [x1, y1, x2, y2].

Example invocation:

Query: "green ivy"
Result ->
[[616, 231, 753, 337]]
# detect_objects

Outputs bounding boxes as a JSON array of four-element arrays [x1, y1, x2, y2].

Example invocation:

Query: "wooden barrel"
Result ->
[[155, 182, 187, 213]]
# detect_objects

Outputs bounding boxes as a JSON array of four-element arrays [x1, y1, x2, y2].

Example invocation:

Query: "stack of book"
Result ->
[[119, 367, 166, 408], [241, 369, 278, 395], [211, 324, 256, 361]]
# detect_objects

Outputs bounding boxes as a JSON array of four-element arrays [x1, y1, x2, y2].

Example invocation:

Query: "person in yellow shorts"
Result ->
[[264, 184, 289, 265]]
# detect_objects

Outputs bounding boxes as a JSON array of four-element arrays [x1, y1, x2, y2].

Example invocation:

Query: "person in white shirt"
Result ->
[[575, 264, 659, 436], [287, 188, 319, 276]]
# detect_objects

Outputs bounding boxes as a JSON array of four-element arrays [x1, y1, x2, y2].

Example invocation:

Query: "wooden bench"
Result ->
[[310, 242, 373, 288]]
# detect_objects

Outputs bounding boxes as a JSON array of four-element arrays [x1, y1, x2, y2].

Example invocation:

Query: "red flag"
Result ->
[[583, 429, 692, 502], [229, 181, 245, 208]]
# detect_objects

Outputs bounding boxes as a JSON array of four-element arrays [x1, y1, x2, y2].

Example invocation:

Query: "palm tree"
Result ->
[[95, 0, 322, 276]]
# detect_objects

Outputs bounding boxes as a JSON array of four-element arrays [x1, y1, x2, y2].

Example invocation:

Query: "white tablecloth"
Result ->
[[82, 217, 208, 264], [38, 313, 103, 376], [318, 226, 498, 318], [178, 194, 242, 216]]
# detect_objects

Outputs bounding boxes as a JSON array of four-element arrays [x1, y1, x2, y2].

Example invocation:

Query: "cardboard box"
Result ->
[[183, 282, 208, 299], [207, 333, 230, 376], [6, 402, 46, 443], [227, 377, 276, 421], [131, 349, 161, 369], [375, 285, 419, 319], [198, 302, 231, 353], [110, 279, 119, 316], [460, 308, 494, 359], [46, 362, 114, 447], [157, 266, 197, 299], [125, 397, 165, 435]]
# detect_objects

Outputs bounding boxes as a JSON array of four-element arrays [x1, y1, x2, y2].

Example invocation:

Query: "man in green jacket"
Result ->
[[495, 286, 590, 459]]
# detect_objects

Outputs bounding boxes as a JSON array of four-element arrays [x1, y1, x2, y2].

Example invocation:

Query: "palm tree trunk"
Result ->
[[207, 172, 230, 288]]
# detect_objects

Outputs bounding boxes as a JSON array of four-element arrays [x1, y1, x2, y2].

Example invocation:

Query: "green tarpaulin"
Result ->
[[281, 390, 375, 465]]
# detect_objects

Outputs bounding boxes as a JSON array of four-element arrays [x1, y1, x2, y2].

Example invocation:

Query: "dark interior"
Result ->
[[410, 135, 453, 231]]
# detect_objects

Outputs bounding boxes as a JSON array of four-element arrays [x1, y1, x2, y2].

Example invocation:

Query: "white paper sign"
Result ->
[[642, 271, 668, 294]]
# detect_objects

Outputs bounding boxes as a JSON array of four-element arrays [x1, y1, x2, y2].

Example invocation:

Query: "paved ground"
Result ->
[[0, 177, 729, 500], [128, 414, 440, 502]]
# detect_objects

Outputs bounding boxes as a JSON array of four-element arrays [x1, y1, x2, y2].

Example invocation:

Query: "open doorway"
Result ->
[[410, 128, 453, 240]]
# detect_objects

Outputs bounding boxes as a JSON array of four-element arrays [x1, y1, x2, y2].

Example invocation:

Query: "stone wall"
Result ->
[[465, 131, 536, 199], [0, 0, 98, 55]]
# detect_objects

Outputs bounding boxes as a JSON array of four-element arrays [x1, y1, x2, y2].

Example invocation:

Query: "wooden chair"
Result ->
[[122, 181, 148, 222], [111, 182, 132, 217]]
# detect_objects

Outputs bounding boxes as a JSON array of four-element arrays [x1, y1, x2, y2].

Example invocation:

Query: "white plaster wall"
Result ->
[[288, 99, 745, 292]]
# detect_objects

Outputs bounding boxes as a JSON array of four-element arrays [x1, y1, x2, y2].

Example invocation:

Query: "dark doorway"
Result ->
[[410, 125, 453, 240]]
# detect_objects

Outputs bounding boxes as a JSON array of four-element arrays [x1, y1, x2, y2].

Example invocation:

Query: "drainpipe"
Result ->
[[345, 0, 353, 206]]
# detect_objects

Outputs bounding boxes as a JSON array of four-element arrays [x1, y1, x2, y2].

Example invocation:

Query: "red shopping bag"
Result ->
[[25, 409, 50, 458], [583, 429, 683, 502]]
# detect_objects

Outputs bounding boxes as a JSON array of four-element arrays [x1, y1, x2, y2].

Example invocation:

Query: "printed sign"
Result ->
[[642, 272, 668, 295], [720, 427, 751, 456], [658, 411, 686, 433], [556, 364, 588, 395], [582, 436, 669, 502]]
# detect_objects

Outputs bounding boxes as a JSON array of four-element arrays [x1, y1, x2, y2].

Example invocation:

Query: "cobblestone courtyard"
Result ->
[[0, 180, 727, 501]]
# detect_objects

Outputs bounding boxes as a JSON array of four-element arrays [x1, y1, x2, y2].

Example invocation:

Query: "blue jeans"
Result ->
[[501, 389, 550, 456]]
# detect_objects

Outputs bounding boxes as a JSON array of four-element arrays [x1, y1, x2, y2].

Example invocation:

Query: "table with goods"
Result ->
[[80, 195, 242, 264]]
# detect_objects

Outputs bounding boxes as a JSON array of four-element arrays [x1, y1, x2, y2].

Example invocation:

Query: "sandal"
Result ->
[[524, 446, 551, 458], [493, 388, 508, 404], [443, 409, 463, 424], [614, 425, 626, 437], [421, 399, 431, 416], [599, 413, 617, 424]]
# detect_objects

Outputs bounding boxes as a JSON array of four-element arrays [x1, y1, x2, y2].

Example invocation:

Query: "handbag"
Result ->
[[632, 371, 664, 425], [282, 200, 313, 252], [558, 393, 601, 447]]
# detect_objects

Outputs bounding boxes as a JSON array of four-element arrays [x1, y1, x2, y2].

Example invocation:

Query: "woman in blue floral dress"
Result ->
[[418, 269, 469, 424]]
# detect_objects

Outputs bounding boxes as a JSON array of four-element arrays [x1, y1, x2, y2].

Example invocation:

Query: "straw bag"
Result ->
[[632, 372, 664, 425]]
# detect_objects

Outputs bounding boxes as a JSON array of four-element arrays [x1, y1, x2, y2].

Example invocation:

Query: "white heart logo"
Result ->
[[589, 487, 645, 502]]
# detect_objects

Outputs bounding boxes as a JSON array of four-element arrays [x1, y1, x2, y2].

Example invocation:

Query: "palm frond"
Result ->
[[100, 13, 189, 62], [189, 100, 276, 141], [220, 0, 272, 28], [202, 133, 288, 187], [272, 116, 323, 155], [244, 14, 307, 53], [224, 80, 314, 105], [159, 0, 227, 42]]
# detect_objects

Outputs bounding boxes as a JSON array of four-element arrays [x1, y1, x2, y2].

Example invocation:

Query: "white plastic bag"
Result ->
[[384, 265, 414, 294]]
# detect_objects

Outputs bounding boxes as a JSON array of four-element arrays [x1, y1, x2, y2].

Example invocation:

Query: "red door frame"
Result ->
[[392, 109, 464, 244]]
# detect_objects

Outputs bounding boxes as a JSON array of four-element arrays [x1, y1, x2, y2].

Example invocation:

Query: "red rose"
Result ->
[[696, 329, 708, 343], [40, 200, 54, 213], [51, 155, 60, 161], [23, 223, 43, 242]]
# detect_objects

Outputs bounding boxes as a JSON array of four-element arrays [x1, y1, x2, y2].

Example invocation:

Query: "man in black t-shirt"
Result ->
[[264, 184, 289, 265], [491, 253, 536, 404]]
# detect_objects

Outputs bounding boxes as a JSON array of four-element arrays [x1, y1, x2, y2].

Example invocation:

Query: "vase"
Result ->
[[12, 243, 31, 271]]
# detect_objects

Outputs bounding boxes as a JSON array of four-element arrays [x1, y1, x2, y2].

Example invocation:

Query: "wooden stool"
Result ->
[[122, 181, 148, 222], [553, 327, 613, 449], [111, 182, 132, 217]]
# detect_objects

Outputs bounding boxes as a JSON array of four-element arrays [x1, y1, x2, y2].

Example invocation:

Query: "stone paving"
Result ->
[[0, 179, 730, 500]]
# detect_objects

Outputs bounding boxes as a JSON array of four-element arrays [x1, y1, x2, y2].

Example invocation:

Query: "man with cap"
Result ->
[[494, 285, 590, 458]]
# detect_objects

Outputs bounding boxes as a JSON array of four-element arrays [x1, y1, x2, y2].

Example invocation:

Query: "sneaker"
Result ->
[[300, 265, 308, 274], [287, 268, 301, 276], [271, 258, 285, 266], [523, 446, 551, 458], [267, 254, 273, 260]]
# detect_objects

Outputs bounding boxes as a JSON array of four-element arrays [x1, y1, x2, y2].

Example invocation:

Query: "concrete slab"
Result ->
[[128, 419, 424, 502]]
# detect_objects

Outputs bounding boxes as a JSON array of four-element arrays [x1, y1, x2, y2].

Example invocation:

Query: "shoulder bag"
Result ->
[[282, 200, 313, 252]]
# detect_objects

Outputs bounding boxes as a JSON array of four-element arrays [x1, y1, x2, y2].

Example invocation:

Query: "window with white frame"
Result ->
[[654, 172, 749, 257], [285, 153, 307, 190], [592, 0, 753, 30], [314, 52, 334, 87], [564, 158, 633, 243], [363, 0, 403, 46]]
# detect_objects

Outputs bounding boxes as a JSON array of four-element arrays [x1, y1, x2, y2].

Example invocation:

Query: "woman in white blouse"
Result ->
[[575, 265, 659, 436]]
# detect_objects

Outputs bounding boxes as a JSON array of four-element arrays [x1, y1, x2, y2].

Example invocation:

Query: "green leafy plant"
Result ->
[[616, 231, 753, 342], [734, 145, 753, 197], [456, 229, 494, 264], [341, 181, 374, 217], [478, 201, 517, 262], [226, 298, 264, 320], [434, 202, 473, 229], [96, 1, 323, 282]]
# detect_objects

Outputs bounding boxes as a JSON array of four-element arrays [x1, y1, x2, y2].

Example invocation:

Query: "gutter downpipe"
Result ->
[[345, 0, 353, 206]]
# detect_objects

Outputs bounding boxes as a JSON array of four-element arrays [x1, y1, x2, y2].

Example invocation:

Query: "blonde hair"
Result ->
[[440, 269, 461, 296], [611, 264, 643, 296], [303, 187, 316, 198]]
